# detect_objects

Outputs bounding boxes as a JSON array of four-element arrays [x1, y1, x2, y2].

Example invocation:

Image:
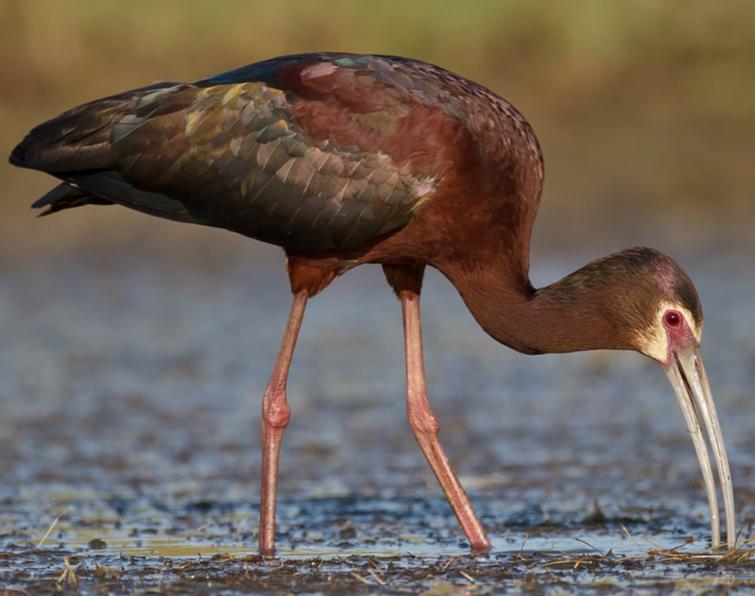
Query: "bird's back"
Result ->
[[10, 53, 543, 255]]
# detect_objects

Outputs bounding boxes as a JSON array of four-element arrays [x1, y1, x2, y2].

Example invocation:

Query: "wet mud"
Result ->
[[1, 253, 753, 593]]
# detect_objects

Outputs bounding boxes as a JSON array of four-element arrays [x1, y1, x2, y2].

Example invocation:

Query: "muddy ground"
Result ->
[[0, 250, 753, 593]]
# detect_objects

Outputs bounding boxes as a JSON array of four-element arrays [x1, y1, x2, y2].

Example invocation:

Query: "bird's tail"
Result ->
[[10, 97, 123, 174], [10, 98, 121, 214], [9, 81, 185, 216], [30, 183, 113, 217]]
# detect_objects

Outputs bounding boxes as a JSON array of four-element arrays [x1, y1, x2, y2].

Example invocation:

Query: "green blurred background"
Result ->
[[1, 0, 754, 263]]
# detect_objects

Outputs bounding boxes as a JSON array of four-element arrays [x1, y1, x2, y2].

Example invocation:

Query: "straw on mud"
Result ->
[[349, 572, 372, 586], [441, 556, 457, 571], [367, 569, 386, 586], [575, 537, 603, 554], [542, 555, 601, 569], [459, 570, 476, 583], [37, 507, 72, 548], [520, 533, 529, 552], [56, 557, 78, 588], [648, 538, 754, 564]]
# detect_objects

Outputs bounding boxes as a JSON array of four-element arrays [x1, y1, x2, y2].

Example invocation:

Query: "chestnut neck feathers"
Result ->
[[444, 247, 702, 356]]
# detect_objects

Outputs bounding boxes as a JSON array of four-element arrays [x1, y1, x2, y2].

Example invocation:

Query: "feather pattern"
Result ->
[[11, 53, 544, 253]]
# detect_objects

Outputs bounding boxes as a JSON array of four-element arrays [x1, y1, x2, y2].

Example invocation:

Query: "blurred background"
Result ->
[[1, 0, 754, 261], [0, 2, 753, 586]]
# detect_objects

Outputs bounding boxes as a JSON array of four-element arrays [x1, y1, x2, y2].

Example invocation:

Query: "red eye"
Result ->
[[664, 311, 682, 327]]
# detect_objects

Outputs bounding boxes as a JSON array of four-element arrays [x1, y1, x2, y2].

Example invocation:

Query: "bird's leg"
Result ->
[[259, 290, 308, 557], [399, 287, 492, 554]]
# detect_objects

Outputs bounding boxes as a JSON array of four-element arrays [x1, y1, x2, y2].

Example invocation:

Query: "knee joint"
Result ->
[[263, 392, 291, 429], [408, 406, 439, 436]]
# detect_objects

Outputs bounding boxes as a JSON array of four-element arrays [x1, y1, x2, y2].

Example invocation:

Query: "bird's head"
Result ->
[[614, 247, 704, 365], [579, 247, 735, 548], [460, 246, 735, 548], [537, 247, 704, 361]]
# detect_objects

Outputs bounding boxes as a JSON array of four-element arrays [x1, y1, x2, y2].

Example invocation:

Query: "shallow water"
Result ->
[[0, 251, 753, 593]]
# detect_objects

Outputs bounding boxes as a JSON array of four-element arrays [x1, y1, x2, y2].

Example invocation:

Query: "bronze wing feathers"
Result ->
[[11, 59, 443, 252]]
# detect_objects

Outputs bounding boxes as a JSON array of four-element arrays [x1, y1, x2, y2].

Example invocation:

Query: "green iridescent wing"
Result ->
[[14, 71, 438, 252]]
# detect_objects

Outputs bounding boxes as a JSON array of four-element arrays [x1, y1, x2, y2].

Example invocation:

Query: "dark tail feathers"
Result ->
[[9, 140, 28, 168], [8, 81, 182, 174], [31, 183, 113, 216]]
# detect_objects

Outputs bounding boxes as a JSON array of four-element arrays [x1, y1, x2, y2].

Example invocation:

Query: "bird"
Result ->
[[10, 52, 736, 556]]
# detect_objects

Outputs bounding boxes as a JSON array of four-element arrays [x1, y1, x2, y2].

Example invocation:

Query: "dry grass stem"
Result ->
[[36, 507, 72, 548], [349, 572, 372, 585]]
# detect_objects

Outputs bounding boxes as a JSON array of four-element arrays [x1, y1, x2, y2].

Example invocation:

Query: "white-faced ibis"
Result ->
[[10, 52, 736, 555]]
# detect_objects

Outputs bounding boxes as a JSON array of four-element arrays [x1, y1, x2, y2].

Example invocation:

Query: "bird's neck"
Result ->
[[442, 258, 622, 355]]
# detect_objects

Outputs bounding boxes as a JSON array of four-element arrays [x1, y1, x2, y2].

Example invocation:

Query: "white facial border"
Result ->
[[635, 300, 702, 363]]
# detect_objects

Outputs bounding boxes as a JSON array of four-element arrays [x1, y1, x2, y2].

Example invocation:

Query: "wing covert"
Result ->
[[105, 80, 437, 251]]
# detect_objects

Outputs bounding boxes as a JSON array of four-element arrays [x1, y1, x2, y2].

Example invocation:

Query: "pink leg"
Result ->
[[259, 290, 308, 557], [399, 289, 492, 553]]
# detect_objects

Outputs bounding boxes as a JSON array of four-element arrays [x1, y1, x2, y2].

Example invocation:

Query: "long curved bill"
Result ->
[[665, 344, 736, 549]]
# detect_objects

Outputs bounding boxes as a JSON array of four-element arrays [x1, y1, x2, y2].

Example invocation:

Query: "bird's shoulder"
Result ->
[[194, 53, 481, 178], [102, 54, 486, 250]]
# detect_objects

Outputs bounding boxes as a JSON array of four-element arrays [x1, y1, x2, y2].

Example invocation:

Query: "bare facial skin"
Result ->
[[635, 300, 701, 364]]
